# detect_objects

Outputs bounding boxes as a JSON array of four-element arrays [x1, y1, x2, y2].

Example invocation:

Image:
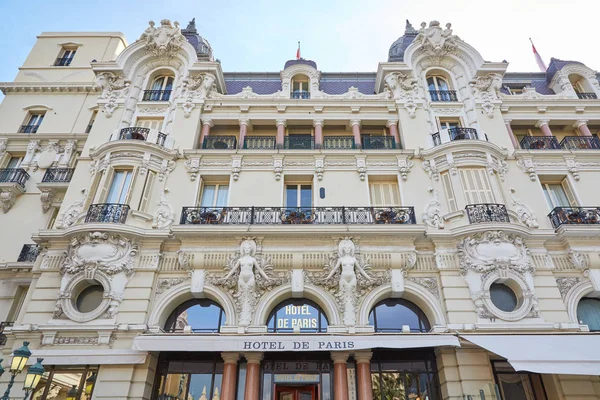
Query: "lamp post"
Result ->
[[66, 385, 78, 400], [1, 341, 32, 400], [22, 358, 45, 400], [85, 372, 96, 397]]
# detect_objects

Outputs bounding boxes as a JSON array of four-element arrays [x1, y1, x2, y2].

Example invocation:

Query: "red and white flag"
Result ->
[[296, 41, 301, 60], [530, 38, 547, 72]]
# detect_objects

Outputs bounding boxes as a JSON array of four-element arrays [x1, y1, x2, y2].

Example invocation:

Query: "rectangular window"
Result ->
[[85, 111, 97, 134], [31, 365, 97, 400], [439, 119, 461, 130], [6, 157, 22, 169], [200, 183, 229, 208], [459, 168, 495, 204], [138, 171, 156, 212], [441, 172, 457, 212], [106, 170, 133, 204], [55, 48, 76, 66], [369, 182, 400, 206], [6, 285, 28, 322], [286, 184, 312, 209], [21, 113, 45, 133], [136, 117, 164, 130], [541, 178, 577, 209]]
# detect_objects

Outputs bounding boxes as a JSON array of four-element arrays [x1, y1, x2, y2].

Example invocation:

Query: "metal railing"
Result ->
[[284, 136, 314, 150], [118, 127, 149, 140], [54, 57, 73, 66], [142, 89, 172, 101], [429, 90, 458, 102], [559, 136, 600, 150], [243, 136, 276, 150], [291, 90, 310, 99], [157, 132, 167, 147], [362, 136, 396, 150], [323, 136, 355, 150], [0, 322, 14, 346], [519, 136, 561, 150], [19, 124, 40, 134], [203, 135, 237, 150], [577, 93, 598, 99], [434, 128, 479, 145], [180, 206, 417, 225], [42, 168, 74, 183], [548, 206, 600, 229], [17, 244, 41, 262], [465, 204, 510, 224], [0, 168, 30, 188], [85, 203, 130, 224]]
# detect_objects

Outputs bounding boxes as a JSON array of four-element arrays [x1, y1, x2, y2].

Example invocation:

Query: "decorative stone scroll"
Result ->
[[139, 19, 186, 58], [510, 188, 539, 228], [55, 189, 87, 229], [413, 21, 459, 63], [422, 187, 444, 229]]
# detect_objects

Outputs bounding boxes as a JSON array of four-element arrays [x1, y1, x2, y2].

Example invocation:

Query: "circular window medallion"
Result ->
[[490, 283, 518, 312], [59, 273, 113, 322], [75, 284, 105, 313]]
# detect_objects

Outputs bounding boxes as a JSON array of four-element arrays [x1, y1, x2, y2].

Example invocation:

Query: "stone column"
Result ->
[[386, 120, 400, 149], [314, 119, 324, 149], [199, 118, 213, 148], [537, 120, 553, 137], [221, 353, 239, 400], [239, 119, 249, 149], [351, 119, 362, 149], [576, 120, 593, 137], [355, 351, 373, 400], [331, 352, 350, 400], [276, 119, 286, 150], [244, 353, 263, 400], [504, 119, 519, 148]]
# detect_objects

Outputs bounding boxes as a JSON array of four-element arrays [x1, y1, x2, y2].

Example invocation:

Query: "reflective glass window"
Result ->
[[165, 299, 225, 333], [369, 299, 430, 333]]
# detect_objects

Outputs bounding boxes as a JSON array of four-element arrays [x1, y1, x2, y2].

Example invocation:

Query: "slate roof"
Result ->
[[501, 72, 555, 95], [546, 57, 586, 82]]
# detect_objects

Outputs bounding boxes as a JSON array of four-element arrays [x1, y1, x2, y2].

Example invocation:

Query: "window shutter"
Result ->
[[96, 168, 114, 203], [139, 171, 156, 212], [460, 168, 494, 204], [441, 172, 457, 212], [369, 183, 400, 206], [136, 118, 163, 130], [561, 178, 578, 206], [123, 168, 137, 204]]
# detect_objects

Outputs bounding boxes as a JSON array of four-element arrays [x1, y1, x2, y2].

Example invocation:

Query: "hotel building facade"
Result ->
[[1, 17, 600, 400]]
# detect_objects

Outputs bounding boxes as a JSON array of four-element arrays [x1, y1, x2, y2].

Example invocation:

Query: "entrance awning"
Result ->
[[461, 334, 600, 376], [133, 334, 459, 352]]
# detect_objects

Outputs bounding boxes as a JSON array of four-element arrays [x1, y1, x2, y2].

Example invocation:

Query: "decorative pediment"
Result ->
[[139, 19, 186, 58], [412, 21, 459, 63]]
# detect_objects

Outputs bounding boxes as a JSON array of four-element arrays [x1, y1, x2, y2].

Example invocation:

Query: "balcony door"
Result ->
[[459, 168, 495, 205], [275, 386, 317, 400], [541, 180, 577, 209], [286, 184, 312, 211], [200, 183, 229, 208], [106, 170, 133, 204]]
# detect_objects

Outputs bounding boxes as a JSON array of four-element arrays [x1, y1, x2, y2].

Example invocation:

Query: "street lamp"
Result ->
[[66, 385, 78, 400], [23, 358, 45, 400], [1, 341, 32, 400], [85, 372, 96, 396]]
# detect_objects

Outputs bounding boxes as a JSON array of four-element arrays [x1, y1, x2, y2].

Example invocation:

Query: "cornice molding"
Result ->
[[0, 82, 99, 94]]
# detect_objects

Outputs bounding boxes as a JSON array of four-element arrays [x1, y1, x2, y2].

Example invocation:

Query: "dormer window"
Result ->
[[427, 75, 457, 101], [54, 48, 76, 66], [143, 75, 174, 101], [291, 74, 310, 99], [569, 74, 597, 99]]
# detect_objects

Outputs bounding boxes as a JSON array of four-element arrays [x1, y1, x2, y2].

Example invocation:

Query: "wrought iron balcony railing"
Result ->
[[17, 244, 41, 262], [285, 136, 314, 150], [243, 136, 276, 150], [0, 321, 14, 346], [465, 204, 510, 224], [54, 57, 73, 66], [577, 93, 598, 99], [203, 135, 237, 150], [362, 136, 396, 150], [180, 206, 416, 225], [118, 127, 149, 140], [142, 89, 172, 101], [291, 90, 310, 99], [429, 90, 458, 102], [559, 136, 600, 150], [323, 136, 355, 150], [432, 128, 480, 146], [548, 206, 600, 229], [0, 168, 30, 188], [42, 168, 74, 183], [19, 124, 40, 134], [519, 136, 561, 150], [85, 203, 130, 224]]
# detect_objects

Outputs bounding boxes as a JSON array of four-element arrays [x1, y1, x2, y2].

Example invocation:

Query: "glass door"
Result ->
[[275, 386, 317, 400]]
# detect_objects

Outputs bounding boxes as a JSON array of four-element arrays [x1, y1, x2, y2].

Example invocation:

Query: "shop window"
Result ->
[[577, 297, 600, 331], [267, 299, 328, 333], [155, 355, 223, 400], [492, 361, 547, 400], [164, 299, 225, 333], [369, 299, 431, 333], [31, 366, 97, 400]]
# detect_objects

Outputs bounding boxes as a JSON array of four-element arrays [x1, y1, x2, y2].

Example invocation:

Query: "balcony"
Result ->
[[432, 128, 479, 146], [577, 93, 598, 99], [465, 204, 510, 224], [0, 322, 13, 346], [17, 244, 41, 263], [291, 90, 310, 99], [54, 57, 73, 66], [559, 136, 600, 150], [519, 136, 560, 150], [180, 206, 416, 225], [42, 168, 74, 183], [429, 90, 458, 102], [19, 124, 40, 134], [85, 203, 130, 224], [548, 206, 600, 229], [284, 136, 314, 150], [243, 136, 276, 150], [0, 168, 30, 188], [323, 136, 355, 150], [362, 136, 396, 150], [142, 89, 172, 101], [110, 127, 169, 147], [203, 135, 237, 150]]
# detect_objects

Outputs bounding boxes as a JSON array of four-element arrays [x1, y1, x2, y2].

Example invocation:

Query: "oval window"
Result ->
[[75, 284, 104, 313], [490, 283, 518, 312]]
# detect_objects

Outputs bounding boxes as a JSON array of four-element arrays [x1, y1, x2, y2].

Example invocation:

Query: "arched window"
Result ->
[[165, 299, 225, 333], [569, 74, 596, 99], [267, 299, 328, 333], [427, 76, 457, 101], [291, 74, 310, 99], [144, 75, 174, 101], [577, 297, 600, 331], [369, 299, 431, 333]]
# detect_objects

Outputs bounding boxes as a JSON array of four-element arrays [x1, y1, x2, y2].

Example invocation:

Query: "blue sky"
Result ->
[[0, 0, 599, 82]]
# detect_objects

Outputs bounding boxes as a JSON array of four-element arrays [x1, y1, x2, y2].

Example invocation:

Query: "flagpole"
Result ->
[[529, 38, 547, 72]]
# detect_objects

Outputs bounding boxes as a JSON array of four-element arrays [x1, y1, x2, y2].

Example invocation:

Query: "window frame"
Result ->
[[459, 168, 496, 205], [284, 183, 313, 209], [164, 299, 226, 333], [540, 178, 577, 209], [105, 169, 134, 204], [427, 75, 451, 91], [576, 297, 600, 332], [266, 298, 329, 333], [369, 298, 431, 333], [33, 365, 98, 400], [151, 75, 174, 92], [369, 181, 401, 206], [491, 360, 548, 400], [199, 182, 229, 208]]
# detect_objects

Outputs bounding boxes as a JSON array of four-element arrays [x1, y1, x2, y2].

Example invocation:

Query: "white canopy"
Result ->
[[462, 334, 600, 376], [133, 334, 460, 352]]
